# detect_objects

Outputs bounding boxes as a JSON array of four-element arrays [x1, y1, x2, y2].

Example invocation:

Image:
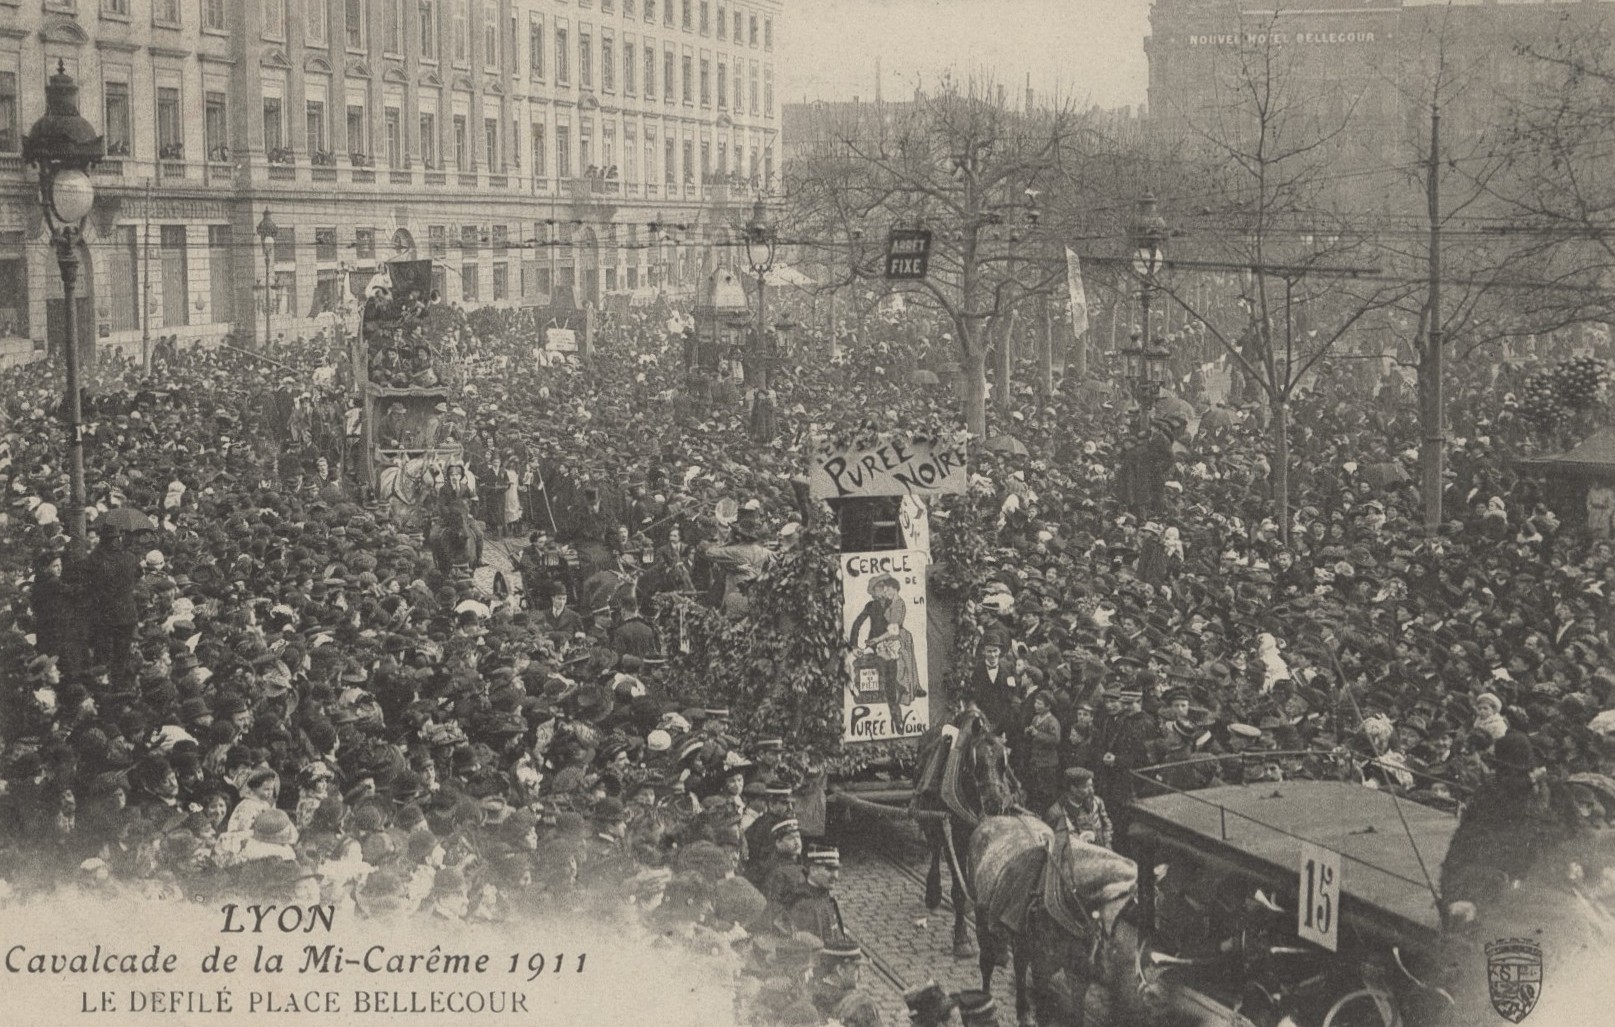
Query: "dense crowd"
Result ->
[[2, 283, 1615, 1020]]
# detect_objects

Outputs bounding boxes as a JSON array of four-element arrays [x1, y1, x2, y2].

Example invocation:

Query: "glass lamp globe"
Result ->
[[49, 169, 96, 224]]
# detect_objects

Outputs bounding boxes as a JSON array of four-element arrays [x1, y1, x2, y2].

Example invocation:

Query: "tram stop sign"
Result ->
[[885, 229, 933, 280]]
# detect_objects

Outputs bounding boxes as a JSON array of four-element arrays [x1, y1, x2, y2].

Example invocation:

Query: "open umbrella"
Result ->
[[101, 507, 156, 532], [1360, 461, 1411, 488], [908, 369, 941, 386], [984, 435, 1029, 457]]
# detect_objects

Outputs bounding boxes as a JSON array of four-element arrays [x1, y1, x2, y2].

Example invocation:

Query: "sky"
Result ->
[[780, 0, 1153, 112]]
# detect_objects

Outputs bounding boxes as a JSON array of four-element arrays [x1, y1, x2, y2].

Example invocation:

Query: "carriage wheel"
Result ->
[[1320, 988, 1399, 1027]]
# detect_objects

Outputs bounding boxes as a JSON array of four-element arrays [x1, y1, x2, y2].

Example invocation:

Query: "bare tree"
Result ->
[[782, 77, 1110, 436], [1148, 15, 1415, 540]]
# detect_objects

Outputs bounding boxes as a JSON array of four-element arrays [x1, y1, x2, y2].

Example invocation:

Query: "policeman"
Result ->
[[810, 937, 883, 1027], [757, 818, 807, 914], [783, 847, 846, 943], [743, 783, 796, 872], [955, 990, 998, 1027]]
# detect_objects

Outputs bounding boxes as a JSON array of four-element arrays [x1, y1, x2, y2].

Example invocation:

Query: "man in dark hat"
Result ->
[[1440, 731, 1556, 925], [967, 626, 1020, 738], [904, 982, 957, 1027], [809, 938, 883, 1027], [536, 579, 584, 642], [783, 847, 846, 943]]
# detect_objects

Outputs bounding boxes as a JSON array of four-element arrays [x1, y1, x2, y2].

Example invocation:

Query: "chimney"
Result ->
[[997, 84, 1007, 108], [876, 58, 883, 104], [1026, 72, 1034, 112]]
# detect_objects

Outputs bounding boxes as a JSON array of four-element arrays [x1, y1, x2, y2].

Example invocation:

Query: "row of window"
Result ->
[[98, 0, 226, 30], [524, 21, 774, 116], [255, 0, 773, 66]]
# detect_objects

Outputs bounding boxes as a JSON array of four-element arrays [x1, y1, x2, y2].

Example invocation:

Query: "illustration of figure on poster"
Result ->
[[842, 549, 929, 741]]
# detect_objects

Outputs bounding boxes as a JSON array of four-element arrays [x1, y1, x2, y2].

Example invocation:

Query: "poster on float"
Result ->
[[841, 549, 931, 743]]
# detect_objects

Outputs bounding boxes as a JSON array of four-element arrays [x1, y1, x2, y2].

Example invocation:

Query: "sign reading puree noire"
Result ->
[[809, 434, 970, 500]]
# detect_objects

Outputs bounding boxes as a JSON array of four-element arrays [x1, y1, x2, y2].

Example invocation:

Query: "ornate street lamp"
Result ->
[[744, 196, 777, 389], [23, 60, 104, 539], [256, 209, 278, 350], [1127, 192, 1170, 430]]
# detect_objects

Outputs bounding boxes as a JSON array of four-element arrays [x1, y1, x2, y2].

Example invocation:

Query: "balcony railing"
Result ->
[[91, 160, 125, 177], [389, 169, 413, 186], [352, 169, 376, 184], [160, 161, 187, 180], [206, 162, 234, 185], [424, 170, 446, 185], [458, 171, 479, 188], [487, 173, 507, 188], [268, 164, 296, 181], [312, 167, 337, 182]]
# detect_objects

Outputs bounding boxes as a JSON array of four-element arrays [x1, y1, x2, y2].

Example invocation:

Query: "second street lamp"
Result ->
[[1128, 192, 1170, 431], [257, 209, 278, 351], [745, 197, 776, 389], [23, 60, 105, 540]]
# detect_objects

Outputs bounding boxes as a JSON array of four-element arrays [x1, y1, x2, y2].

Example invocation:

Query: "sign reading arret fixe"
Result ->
[[885, 229, 933, 280]]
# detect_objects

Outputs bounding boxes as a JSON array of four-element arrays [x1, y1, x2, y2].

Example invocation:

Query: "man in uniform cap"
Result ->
[[744, 783, 796, 876], [904, 982, 958, 1026], [754, 817, 807, 914], [810, 938, 883, 1027], [783, 846, 846, 943], [955, 990, 998, 1027], [1092, 681, 1155, 858]]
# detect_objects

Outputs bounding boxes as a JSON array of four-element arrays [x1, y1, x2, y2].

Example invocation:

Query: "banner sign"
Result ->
[[809, 434, 969, 499], [842, 549, 931, 743], [885, 229, 933, 280], [545, 328, 579, 352]]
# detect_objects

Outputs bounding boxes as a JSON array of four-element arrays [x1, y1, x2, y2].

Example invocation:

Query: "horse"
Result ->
[[969, 815, 1138, 1027], [378, 455, 438, 530], [911, 706, 1021, 959]]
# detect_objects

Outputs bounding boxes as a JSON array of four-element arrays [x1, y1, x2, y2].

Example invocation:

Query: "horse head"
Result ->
[[968, 729, 1020, 818]]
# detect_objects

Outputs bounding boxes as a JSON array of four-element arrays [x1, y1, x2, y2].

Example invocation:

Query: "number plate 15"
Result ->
[[1298, 841, 1342, 952]]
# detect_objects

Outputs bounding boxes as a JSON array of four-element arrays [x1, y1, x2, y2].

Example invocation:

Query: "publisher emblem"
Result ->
[[1486, 938, 1542, 1023]]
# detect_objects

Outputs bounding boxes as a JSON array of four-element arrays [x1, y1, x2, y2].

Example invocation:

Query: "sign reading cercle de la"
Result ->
[[809, 434, 970, 499]]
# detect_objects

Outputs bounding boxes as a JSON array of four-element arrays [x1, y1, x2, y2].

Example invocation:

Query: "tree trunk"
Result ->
[[1271, 398, 1290, 545], [963, 346, 989, 438], [1418, 338, 1444, 534], [995, 312, 1016, 412], [1037, 295, 1053, 397]]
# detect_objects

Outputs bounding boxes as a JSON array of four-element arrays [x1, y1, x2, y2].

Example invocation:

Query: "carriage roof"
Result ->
[[1131, 781, 1456, 944]]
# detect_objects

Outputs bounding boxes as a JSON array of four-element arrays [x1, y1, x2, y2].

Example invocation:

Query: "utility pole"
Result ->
[[141, 177, 152, 373], [1420, 104, 1444, 535]]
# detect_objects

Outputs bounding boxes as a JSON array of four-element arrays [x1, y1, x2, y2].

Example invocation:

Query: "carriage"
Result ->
[[1127, 780, 1464, 1027]]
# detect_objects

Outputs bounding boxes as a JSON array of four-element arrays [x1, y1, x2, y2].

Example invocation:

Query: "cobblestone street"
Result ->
[[831, 808, 1022, 1025]]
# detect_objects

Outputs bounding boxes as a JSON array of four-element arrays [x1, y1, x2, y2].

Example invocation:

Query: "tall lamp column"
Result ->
[[1127, 192, 1170, 433], [23, 61, 104, 540], [745, 197, 777, 389], [257, 209, 278, 351]]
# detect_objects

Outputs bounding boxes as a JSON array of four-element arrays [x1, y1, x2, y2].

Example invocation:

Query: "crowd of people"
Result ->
[[1, 278, 1615, 1020]]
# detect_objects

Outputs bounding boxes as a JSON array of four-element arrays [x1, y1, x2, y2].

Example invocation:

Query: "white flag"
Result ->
[[1065, 247, 1089, 339]]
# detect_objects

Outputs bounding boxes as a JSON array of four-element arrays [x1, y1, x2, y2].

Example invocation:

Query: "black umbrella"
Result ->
[[101, 507, 156, 532]]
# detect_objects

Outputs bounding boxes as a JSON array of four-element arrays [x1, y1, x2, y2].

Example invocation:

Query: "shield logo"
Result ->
[[1486, 938, 1543, 1023]]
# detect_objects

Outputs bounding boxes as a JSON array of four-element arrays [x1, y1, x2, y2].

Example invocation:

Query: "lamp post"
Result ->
[[744, 197, 776, 389], [23, 61, 104, 540], [1126, 192, 1170, 432], [256, 209, 278, 350]]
